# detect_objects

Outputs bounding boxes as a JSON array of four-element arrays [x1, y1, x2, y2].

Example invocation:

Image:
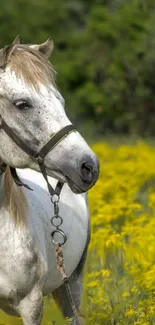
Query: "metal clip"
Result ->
[[54, 201, 59, 216], [51, 194, 67, 246]]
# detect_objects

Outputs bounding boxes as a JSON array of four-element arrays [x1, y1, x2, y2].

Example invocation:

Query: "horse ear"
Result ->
[[0, 37, 20, 68], [12, 36, 20, 45], [30, 39, 54, 59]]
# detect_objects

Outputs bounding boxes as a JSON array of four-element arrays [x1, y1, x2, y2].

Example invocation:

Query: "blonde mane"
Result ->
[[4, 44, 55, 90], [4, 166, 27, 227]]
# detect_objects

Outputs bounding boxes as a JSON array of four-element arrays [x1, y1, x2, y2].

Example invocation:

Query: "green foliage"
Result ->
[[1, 0, 155, 135]]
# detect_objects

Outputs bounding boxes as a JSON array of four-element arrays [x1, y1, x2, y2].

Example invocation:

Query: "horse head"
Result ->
[[0, 37, 99, 194]]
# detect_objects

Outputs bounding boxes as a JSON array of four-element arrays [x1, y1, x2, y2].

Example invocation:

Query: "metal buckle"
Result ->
[[35, 155, 44, 164]]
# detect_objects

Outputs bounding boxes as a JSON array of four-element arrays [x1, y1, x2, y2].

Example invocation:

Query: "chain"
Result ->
[[51, 195, 67, 246], [50, 195, 82, 325]]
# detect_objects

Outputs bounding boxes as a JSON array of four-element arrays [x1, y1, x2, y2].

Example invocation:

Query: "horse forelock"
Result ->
[[4, 166, 27, 227], [3, 44, 55, 90]]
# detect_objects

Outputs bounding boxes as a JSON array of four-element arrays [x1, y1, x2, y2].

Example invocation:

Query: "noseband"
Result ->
[[0, 115, 76, 197]]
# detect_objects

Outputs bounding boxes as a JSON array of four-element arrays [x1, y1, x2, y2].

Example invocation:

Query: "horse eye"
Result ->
[[14, 100, 31, 110]]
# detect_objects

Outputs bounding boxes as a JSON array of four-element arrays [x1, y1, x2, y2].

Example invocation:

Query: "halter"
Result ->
[[0, 115, 76, 197]]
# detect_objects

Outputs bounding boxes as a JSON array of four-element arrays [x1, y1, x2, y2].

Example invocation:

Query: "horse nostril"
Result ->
[[79, 155, 99, 187], [80, 161, 94, 184]]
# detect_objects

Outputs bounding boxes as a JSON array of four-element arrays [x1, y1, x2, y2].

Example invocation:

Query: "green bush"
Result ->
[[1, 0, 155, 135]]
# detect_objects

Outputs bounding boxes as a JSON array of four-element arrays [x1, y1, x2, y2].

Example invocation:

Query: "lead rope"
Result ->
[[51, 196, 82, 325], [56, 244, 82, 325]]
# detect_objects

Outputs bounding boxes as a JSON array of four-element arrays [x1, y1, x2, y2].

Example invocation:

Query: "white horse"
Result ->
[[0, 38, 99, 325]]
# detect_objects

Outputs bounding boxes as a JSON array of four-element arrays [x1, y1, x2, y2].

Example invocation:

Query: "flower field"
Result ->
[[86, 141, 155, 325], [1, 141, 155, 324]]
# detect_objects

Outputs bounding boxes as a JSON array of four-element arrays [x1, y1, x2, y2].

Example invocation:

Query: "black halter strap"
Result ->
[[10, 167, 34, 191], [0, 115, 76, 197], [35, 124, 75, 196], [37, 124, 75, 161]]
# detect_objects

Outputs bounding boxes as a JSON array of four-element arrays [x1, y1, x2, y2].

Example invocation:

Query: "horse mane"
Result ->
[[3, 44, 55, 90], [4, 166, 27, 226]]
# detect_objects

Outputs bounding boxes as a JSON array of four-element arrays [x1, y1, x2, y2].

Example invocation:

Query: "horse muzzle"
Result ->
[[64, 154, 99, 194]]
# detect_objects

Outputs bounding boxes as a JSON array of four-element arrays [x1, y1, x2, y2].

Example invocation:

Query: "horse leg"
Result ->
[[17, 286, 43, 325], [53, 271, 83, 325]]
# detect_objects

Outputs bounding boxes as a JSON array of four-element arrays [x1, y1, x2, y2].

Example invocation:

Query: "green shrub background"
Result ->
[[1, 0, 155, 136]]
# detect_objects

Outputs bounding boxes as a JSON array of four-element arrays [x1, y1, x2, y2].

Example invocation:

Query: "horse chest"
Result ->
[[23, 174, 89, 294]]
